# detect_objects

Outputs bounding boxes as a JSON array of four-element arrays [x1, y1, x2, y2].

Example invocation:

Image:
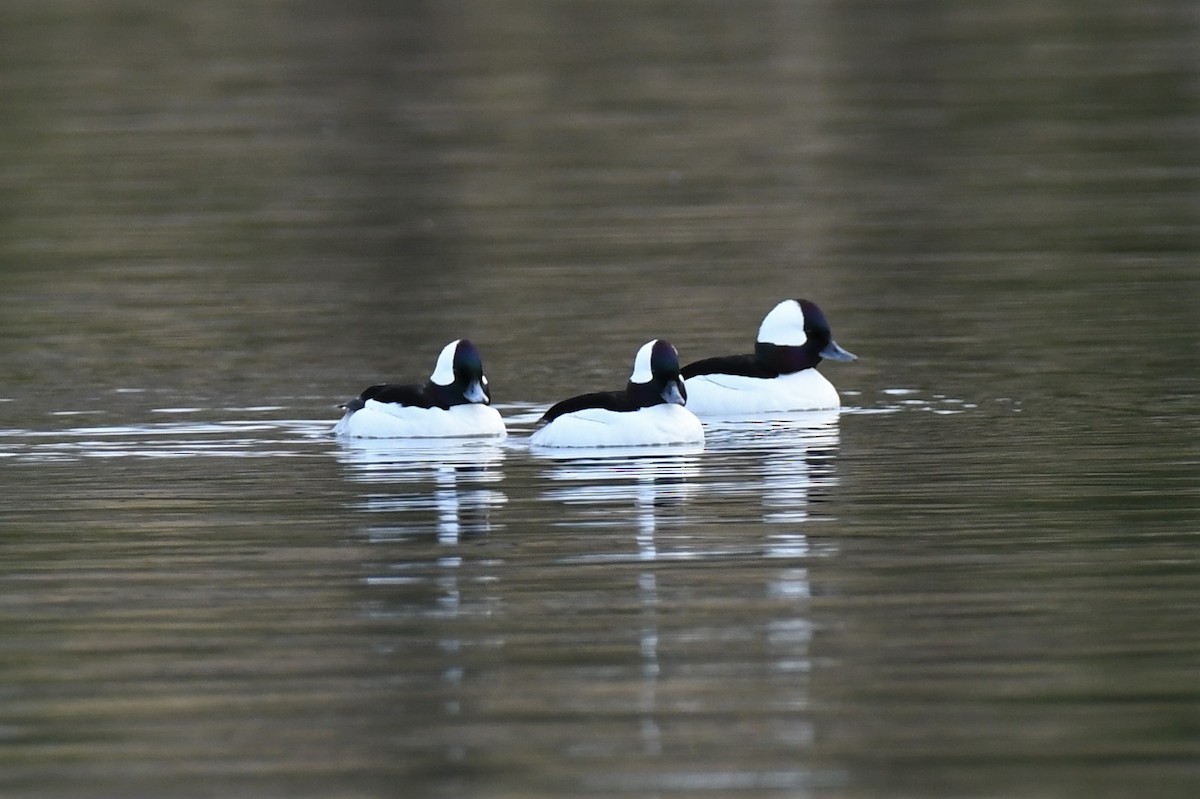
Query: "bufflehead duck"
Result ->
[[333, 339, 506, 438], [682, 299, 856, 415], [529, 339, 705, 448]]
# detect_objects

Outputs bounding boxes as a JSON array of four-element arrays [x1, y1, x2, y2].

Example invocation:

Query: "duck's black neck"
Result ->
[[429, 381, 470, 408], [626, 380, 666, 409], [755, 342, 820, 374]]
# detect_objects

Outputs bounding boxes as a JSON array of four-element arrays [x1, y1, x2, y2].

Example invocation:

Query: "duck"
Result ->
[[333, 339, 506, 438], [681, 298, 856, 415], [529, 339, 705, 448]]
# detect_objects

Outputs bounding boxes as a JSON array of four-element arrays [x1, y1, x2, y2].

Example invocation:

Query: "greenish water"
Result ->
[[1, 1, 1197, 797]]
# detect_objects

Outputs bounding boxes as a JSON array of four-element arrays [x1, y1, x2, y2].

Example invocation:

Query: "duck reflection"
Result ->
[[336, 438, 507, 544], [702, 410, 840, 558], [758, 411, 839, 563], [336, 439, 506, 623], [535, 445, 703, 556], [757, 413, 836, 702], [535, 444, 701, 756], [700, 410, 841, 702], [337, 438, 507, 743]]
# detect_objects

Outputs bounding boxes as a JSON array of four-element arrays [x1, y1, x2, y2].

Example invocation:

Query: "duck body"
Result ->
[[682, 299, 855, 415], [334, 339, 506, 439], [530, 340, 704, 449], [333, 398, 505, 438], [683, 365, 842, 415], [529, 402, 704, 448]]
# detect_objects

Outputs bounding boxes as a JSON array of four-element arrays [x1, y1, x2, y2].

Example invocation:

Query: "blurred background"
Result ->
[[0, 1, 1196, 797], [1, 0, 1193, 404]]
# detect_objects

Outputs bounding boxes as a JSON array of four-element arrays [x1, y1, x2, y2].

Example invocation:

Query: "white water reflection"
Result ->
[[337, 437, 508, 545], [698, 413, 841, 705], [701, 411, 842, 562], [843, 389, 987, 416], [0, 417, 330, 461], [536, 447, 703, 557], [338, 433, 506, 716], [336, 438, 509, 765], [534, 447, 702, 759], [531, 419, 843, 772]]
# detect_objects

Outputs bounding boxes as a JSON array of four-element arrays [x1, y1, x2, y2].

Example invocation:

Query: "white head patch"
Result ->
[[756, 300, 808, 346], [429, 339, 461, 385], [629, 340, 658, 383]]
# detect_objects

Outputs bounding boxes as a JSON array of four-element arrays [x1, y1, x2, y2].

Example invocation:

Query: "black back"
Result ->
[[342, 380, 471, 412], [680, 353, 780, 380], [540, 390, 639, 422]]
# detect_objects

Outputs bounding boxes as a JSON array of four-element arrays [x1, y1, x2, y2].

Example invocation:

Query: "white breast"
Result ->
[[530, 404, 705, 449], [333, 400, 506, 439], [683, 369, 841, 416]]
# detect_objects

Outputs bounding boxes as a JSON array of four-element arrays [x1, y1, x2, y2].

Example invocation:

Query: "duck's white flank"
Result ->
[[684, 369, 840, 416], [529, 404, 704, 449], [334, 400, 506, 439]]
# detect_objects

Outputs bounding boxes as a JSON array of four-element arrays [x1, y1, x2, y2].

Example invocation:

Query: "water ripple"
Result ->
[[0, 418, 330, 462]]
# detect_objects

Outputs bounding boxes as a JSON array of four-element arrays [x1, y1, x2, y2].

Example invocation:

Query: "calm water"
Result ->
[[1, 1, 1198, 797]]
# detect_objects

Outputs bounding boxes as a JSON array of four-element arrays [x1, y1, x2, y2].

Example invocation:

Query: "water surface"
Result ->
[[1, 1, 1197, 797]]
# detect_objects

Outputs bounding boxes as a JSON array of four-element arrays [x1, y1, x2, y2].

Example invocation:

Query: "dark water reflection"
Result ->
[[2, 0, 1198, 797]]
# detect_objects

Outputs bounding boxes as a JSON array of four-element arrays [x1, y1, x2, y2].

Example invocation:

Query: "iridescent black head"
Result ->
[[755, 299, 856, 369], [799, 299, 856, 362], [431, 339, 491, 404], [629, 339, 687, 406]]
